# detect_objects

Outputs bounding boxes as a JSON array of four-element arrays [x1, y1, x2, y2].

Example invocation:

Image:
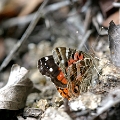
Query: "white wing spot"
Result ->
[[66, 52, 69, 58], [45, 63, 46, 65], [66, 49, 69, 58], [49, 68, 53, 72], [40, 66, 43, 70], [66, 49, 69, 52], [45, 57, 49, 61]]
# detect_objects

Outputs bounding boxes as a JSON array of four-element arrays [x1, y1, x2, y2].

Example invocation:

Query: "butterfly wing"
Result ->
[[38, 55, 67, 88], [38, 55, 71, 99], [52, 47, 94, 98], [52, 47, 77, 76], [52, 47, 92, 77]]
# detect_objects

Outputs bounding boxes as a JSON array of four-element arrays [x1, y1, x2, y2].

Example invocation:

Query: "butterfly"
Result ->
[[38, 47, 97, 99]]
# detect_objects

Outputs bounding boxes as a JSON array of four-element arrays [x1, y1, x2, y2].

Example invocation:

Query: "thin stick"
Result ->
[[0, 0, 49, 71], [78, 30, 92, 50]]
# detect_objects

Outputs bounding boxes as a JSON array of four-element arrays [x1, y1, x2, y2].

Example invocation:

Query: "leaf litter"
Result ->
[[0, 0, 120, 120]]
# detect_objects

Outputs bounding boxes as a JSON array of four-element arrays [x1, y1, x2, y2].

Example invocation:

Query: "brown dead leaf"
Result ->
[[18, 0, 43, 16], [102, 11, 119, 27], [99, 0, 118, 18], [0, 0, 26, 20], [0, 0, 43, 21], [0, 64, 33, 110]]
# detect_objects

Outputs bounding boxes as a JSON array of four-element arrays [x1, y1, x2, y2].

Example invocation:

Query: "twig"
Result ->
[[0, 0, 49, 71], [92, 17, 108, 36], [70, 110, 89, 119], [45, 0, 78, 12], [78, 30, 92, 50], [1, 13, 35, 28], [84, 8, 92, 32]]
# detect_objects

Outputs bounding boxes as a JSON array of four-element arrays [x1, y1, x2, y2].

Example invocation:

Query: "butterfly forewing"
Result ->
[[38, 55, 67, 88]]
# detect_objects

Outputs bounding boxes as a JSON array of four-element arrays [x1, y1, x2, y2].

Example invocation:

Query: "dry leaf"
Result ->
[[0, 64, 33, 110], [108, 21, 120, 67], [18, 0, 43, 16], [102, 11, 119, 27]]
